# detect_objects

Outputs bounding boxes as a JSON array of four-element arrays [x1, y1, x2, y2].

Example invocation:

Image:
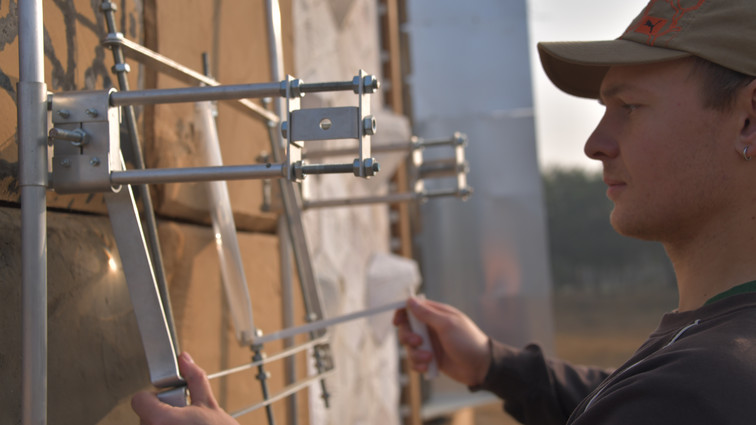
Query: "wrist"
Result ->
[[472, 337, 493, 387]]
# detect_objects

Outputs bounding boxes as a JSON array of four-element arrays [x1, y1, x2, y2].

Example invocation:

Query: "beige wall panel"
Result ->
[[0, 0, 142, 212], [2, 205, 309, 424], [159, 220, 309, 424], [0, 207, 151, 425], [146, 0, 294, 232]]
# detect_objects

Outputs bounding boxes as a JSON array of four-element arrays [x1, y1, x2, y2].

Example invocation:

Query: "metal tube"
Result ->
[[110, 163, 286, 185], [101, 33, 279, 123], [108, 78, 374, 107], [18, 0, 48, 424], [303, 141, 413, 159], [418, 158, 461, 179], [255, 300, 406, 345], [303, 192, 420, 209], [109, 82, 283, 106], [301, 135, 462, 160]]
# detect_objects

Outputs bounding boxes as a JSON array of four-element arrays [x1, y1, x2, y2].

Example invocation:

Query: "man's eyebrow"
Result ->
[[599, 83, 650, 103]]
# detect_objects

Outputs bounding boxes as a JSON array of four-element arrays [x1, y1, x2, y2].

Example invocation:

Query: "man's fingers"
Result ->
[[396, 322, 423, 347], [178, 352, 218, 408], [393, 307, 409, 326], [132, 390, 173, 424]]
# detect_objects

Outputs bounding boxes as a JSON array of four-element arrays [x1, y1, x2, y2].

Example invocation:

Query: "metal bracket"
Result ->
[[283, 70, 379, 181], [50, 89, 123, 194]]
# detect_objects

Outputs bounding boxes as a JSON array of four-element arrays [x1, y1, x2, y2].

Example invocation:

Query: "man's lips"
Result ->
[[604, 177, 626, 198]]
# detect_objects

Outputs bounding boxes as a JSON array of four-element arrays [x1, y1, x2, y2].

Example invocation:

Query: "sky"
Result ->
[[527, 0, 649, 171]]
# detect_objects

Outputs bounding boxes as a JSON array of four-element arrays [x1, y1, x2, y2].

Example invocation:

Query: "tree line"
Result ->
[[542, 167, 675, 293]]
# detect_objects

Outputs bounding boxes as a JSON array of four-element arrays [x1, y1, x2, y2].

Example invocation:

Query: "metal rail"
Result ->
[[18, 1, 48, 424]]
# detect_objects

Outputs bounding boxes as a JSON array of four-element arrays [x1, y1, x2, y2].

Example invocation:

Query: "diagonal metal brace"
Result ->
[[104, 179, 185, 400]]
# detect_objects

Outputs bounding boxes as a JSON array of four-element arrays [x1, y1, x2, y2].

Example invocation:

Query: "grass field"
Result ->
[[472, 287, 679, 424]]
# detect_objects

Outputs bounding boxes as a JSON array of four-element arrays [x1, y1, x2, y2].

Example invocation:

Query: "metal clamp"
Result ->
[[283, 70, 380, 181]]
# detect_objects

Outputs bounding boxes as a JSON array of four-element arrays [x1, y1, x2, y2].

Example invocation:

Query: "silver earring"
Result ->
[[744, 146, 752, 161]]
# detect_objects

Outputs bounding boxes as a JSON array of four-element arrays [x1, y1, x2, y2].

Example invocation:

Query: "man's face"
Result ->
[[585, 58, 742, 243]]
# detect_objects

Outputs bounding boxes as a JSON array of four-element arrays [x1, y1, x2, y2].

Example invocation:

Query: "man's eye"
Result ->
[[622, 104, 639, 112]]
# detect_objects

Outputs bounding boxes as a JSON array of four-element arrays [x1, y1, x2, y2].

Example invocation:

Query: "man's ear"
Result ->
[[734, 79, 756, 156], [741, 80, 756, 141]]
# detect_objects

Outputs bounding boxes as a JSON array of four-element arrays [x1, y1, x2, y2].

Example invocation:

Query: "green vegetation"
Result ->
[[541, 167, 675, 293]]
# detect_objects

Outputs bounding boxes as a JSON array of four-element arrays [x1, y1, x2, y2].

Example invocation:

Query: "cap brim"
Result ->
[[537, 40, 691, 99]]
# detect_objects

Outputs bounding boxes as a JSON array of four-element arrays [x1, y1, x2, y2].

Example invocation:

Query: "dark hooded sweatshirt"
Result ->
[[473, 291, 756, 425]]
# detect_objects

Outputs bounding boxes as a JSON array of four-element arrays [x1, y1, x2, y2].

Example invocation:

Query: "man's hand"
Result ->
[[393, 297, 491, 387], [132, 352, 239, 425]]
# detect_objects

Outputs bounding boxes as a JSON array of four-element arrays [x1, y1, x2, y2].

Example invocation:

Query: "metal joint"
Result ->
[[100, 2, 117, 12], [112, 63, 131, 74]]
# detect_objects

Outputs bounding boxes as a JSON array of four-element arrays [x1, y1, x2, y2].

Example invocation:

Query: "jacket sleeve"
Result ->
[[470, 340, 611, 425]]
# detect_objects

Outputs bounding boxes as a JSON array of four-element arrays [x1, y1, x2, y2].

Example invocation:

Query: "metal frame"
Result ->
[[296, 133, 472, 209], [18, 1, 417, 422]]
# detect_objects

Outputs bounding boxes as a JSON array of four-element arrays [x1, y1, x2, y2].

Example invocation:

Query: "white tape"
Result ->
[[407, 294, 438, 380]]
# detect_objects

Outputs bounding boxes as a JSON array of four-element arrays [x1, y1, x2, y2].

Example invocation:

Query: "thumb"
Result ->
[[407, 296, 446, 329], [178, 352, 218, 408], [132, 390, 173, 423]]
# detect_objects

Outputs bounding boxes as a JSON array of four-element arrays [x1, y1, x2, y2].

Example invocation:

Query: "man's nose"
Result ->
[[584, 114, 619, 161]]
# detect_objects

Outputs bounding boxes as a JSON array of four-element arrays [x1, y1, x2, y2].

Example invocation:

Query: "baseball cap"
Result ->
[[538, 0, 756, 99]]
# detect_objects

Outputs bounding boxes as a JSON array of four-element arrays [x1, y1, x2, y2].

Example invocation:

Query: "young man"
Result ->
[[397, 0, 756, 424], [133, 0, 756, 423]]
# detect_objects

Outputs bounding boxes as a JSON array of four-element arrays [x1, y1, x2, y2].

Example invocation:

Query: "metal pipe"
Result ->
[[255, 300, 406, 345], [263, 0, 332, 411], [108, 78, 375, 107], [302, 135, 464, 160], [18, 1, 48, 424], [303, 141, 413, 159], [110, 163, 286, 185], [418, 158, 464, 179], [109, 82, 283, 106], [303, 192, 420, 209], [101, 33, 279, 123], [100, 0, 180, 356]]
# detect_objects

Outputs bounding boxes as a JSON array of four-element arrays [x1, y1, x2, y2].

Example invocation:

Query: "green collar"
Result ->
[[705, 280, 756, 305]]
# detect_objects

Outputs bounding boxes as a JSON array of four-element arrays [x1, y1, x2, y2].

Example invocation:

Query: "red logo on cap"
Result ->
[[628, 0, 707, 46], [634, 17, 668, 36]]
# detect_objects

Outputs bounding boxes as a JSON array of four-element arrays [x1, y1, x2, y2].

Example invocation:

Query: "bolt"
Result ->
[[59, 158, 71, 168], [90, 157, 101, 167], [280, 121, 288, 139], [112, 63, 130, 74], [85, 108, 99, 118], [364, 158, 380, 177], [363, 75, 380, 93], [57, 109, 70, 119], [362, 115, 376, 136]]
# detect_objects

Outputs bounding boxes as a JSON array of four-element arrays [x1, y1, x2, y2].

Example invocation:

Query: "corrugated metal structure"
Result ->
[[403, 0, 555, 416]]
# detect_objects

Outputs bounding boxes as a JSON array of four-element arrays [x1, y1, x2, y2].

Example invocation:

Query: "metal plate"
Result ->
[[290, 107, 359, 141]]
